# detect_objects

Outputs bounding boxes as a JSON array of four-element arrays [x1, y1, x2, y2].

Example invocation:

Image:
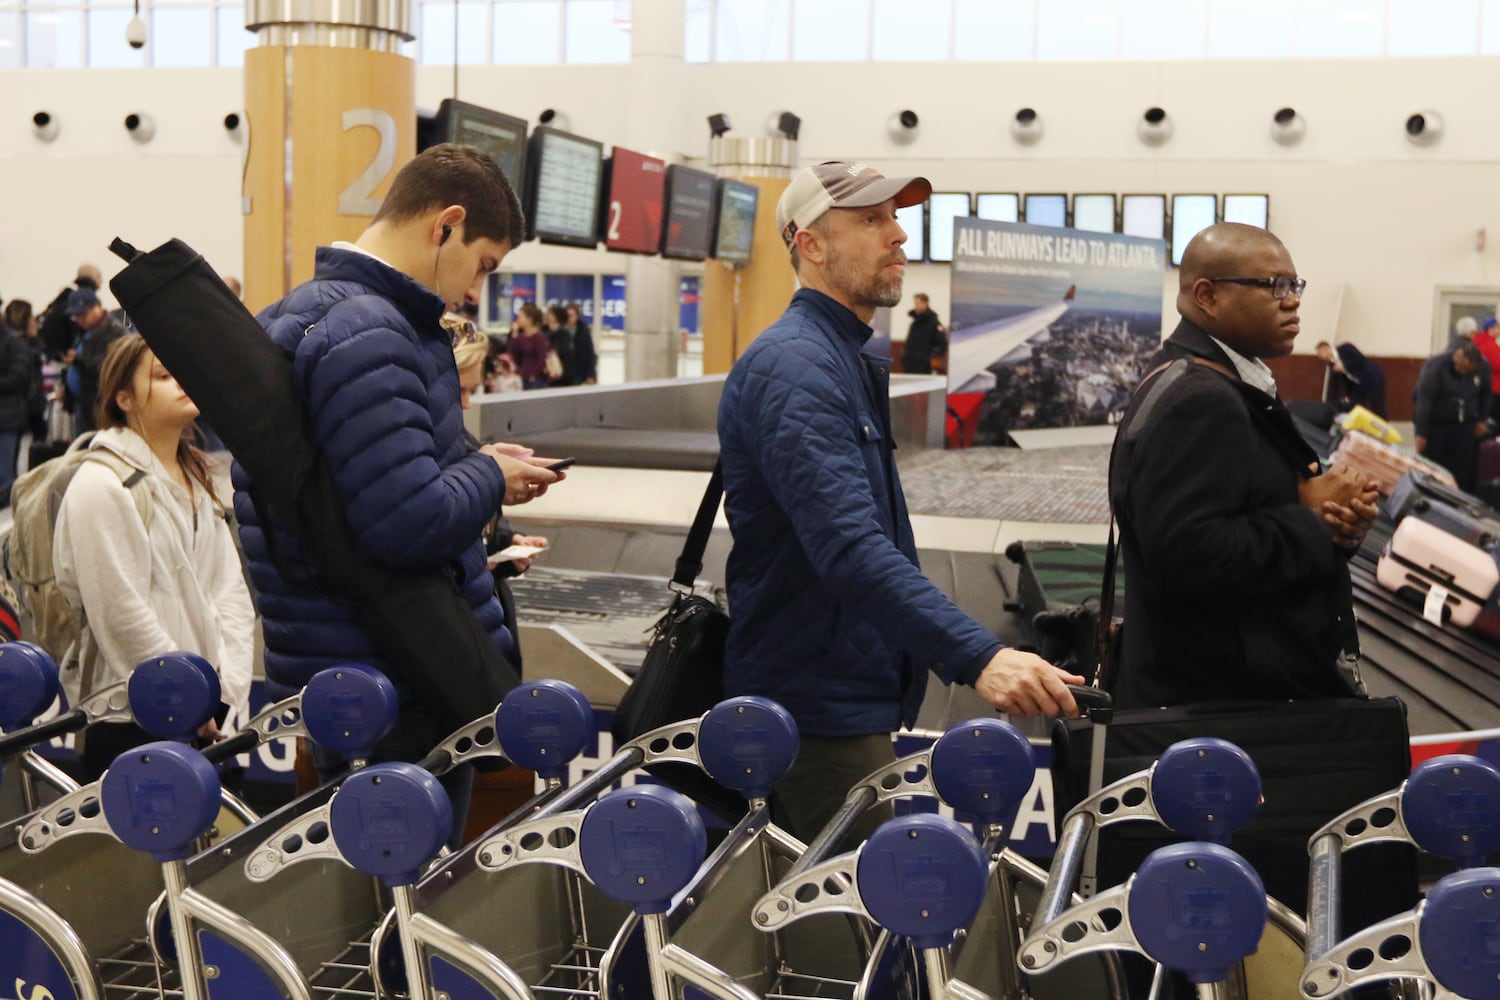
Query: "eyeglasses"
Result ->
[[1208, 276, 1307, 299], [442, 316, 483, 346]]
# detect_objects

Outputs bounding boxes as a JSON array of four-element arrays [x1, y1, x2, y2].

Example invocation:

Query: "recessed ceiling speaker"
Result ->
[[1269, 107, 1306, 146], [1137, 106, 1172, 146], [887, 109, 919, 145], [1010, 107, 1043, 145], [1405, 109, 1443, 146]]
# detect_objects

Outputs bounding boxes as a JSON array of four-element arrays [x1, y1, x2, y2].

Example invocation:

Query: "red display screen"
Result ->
[[602, 148, 667, 255]]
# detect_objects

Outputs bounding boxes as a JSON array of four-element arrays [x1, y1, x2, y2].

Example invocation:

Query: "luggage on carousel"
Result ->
[[1387, 469, 1498, 525], [1477, 437, 1500, 509], [1376, 515, 1500, 628], [1332, 430, 1456, 496]]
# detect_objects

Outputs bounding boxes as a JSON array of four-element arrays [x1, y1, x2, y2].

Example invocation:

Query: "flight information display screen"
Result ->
[[977, 193, 1020, 223], [601, 147, 666, 254], [527, 127, 605, 248], [439, 99, 527, 194], [1024, 193, 1067, 228], [661, 164, 717, 260], [1122, 194, 1167, 241], [1223, 194, 1270, 229], [1072, 194, 1117, 233], [712, 179, 759, 263], [895, 202, 925, 261], [927, 192, 971, 263], [1171, 194, 1218, 266]]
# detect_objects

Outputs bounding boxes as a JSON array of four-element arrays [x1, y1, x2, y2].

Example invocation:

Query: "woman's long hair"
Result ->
[[95, 333, 218, 502]]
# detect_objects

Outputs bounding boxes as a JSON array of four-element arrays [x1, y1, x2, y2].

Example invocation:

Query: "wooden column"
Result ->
[[242, 1, 416, 314], [702, 138, 798, 374]]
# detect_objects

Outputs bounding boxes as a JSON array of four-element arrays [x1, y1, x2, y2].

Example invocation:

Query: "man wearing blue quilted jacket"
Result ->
[[718, 162, 1083, 842], [233, 145, 559, 835]]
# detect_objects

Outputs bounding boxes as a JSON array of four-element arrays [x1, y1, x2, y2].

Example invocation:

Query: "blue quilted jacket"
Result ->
[[232, 246, 511, 701], [717, 289, 1003, 737]]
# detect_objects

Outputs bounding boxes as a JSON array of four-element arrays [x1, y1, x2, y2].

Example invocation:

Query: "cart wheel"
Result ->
[[1422, 869, 1500, 1000], [1130, 842, 1266, 985], [495, 679, 594, 780], [0, 641, 59, 730], [1152, 738, 1261, 843], [302, 664, 399, 758], [330, 762, 450, 886], [128, 652, 221, 739], [930, 718, 1034, 824], [101, 741, 222, 861], [1403, 755, 1500, 868], [580, 784, 706, 914], [698, 696, 799, 800]]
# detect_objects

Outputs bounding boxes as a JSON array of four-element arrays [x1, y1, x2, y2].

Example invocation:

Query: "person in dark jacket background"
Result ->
[[718, 161, 1080, 844], [65, 287, 128, 435], [1414, 340, 1490, 492], [0, 303, 37, 498], [232, 144, 561, 844], [2, 300, 46, 446], [567, 302, 597, 384], [900, 292, 946, 374], [544, 305, 577, 386], [1315, 340, 1387, 417]]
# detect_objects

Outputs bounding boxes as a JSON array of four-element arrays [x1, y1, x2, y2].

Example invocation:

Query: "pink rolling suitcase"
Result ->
[[1376, 516, 1500, 628]]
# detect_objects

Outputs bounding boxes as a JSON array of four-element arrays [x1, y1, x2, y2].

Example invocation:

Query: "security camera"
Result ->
[[708, 113, 731, 138], [124, 112, 156, 143], [537, 108, 570, 132], [767, 110, 801, 141], [1137, 106, 1172, 146], [224, 112, 244, 140], [125, 14, 146, 49], [1010, 107, 1043, 145], [32, 111, 59, 143], [1405, 109, 1443, 146], [1269, 107, 1306, 146], [886, 109, 919, 145]]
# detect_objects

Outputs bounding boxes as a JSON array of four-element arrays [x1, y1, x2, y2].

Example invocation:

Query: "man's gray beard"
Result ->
[[827, 249, 904, 310]]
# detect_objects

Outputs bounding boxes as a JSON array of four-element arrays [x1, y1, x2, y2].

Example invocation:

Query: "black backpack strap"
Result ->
[[671, 462, 723, 593]]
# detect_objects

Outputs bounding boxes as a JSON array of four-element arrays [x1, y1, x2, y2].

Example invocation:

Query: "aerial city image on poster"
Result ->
[[947, 217, 1166, 445]]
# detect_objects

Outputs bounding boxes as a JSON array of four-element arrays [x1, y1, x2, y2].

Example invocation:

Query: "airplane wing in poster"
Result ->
[[946, 285, 1076, 394]]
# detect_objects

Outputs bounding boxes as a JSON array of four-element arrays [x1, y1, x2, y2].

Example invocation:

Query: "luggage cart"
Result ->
[[1302, 753, 1500, 999], [1022, 839, 1269, 1000], [1022, 737, 1284, 1000], [0, 658, 395, 1000], [367, 696, 802, 1000], [141, 678, 595, 1000], [0, 641, 78, 818]]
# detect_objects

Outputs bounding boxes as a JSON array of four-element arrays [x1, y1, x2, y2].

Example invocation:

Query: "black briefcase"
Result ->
[[1052, 696, 1417, 927]]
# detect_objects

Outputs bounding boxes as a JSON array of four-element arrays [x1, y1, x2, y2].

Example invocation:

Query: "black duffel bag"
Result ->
[[1052, 696, 1417, 931], [611, 463, 743, 820]]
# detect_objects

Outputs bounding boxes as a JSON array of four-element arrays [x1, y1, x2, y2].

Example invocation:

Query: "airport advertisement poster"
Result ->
[[947, 217, 1166, 445]]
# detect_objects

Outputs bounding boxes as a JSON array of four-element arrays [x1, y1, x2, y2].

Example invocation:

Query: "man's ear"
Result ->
[[794, 225, 824, 267], [436, 205, 467, 244], [1190, 277, 1220, 319]]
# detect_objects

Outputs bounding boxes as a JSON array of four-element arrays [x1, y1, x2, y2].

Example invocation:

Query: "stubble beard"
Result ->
[[826, 245, 904, 310]]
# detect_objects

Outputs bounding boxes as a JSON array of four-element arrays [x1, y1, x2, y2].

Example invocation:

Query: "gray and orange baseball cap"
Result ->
[[777, 161, 931, 247]]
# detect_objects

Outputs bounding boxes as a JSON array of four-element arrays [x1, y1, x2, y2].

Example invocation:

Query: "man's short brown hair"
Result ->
[[375, 144, 525, 248]]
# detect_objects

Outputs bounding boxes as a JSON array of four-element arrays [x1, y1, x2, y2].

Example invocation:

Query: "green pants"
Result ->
[[771, 732, 898, 848]]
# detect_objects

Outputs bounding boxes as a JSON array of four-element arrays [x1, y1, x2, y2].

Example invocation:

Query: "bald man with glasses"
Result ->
[[1108, 222, 1378, 711]]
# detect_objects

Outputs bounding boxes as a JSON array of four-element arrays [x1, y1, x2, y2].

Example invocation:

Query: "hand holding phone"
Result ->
[[544, 457, 576, 473]]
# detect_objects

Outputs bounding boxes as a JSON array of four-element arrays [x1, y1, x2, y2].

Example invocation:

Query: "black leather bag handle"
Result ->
[[671, 461, 724, 593]]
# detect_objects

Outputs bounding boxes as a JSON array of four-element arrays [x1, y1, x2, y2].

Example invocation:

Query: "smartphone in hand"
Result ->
[[545, 457, 576, 472]]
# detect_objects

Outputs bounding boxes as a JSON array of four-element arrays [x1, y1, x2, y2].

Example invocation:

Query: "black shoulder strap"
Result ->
[[672, 462, 724, 592]]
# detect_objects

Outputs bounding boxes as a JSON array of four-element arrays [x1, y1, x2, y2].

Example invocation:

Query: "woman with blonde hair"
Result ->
[[53, 333, 255, 779]]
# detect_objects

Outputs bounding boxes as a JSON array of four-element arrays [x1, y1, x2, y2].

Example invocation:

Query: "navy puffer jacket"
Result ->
[[717, 289, 1002, 737], [232, 247, 511, 700]]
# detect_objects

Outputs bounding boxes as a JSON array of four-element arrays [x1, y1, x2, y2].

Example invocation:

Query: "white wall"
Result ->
[[2, 56, 1497, 356]]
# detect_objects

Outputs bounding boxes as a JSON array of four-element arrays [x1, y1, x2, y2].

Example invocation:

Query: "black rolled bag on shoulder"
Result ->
[[1052, 696, 1417, 932], [108, 237, 520, 734]]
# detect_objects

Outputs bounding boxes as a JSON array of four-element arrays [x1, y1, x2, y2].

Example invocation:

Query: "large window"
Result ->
[[3, 0, 631, 66], [688, 0, 1500, 61]]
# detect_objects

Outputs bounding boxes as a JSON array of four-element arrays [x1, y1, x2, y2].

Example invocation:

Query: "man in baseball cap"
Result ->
[[716, 161, 1082, 845]]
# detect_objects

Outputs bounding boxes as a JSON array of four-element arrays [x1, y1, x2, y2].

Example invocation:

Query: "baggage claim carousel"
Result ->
[[488, 381, 1500, 749]]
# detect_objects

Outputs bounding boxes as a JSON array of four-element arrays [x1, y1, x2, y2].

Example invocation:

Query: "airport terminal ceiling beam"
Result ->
[[242, 0, 416, 313]]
